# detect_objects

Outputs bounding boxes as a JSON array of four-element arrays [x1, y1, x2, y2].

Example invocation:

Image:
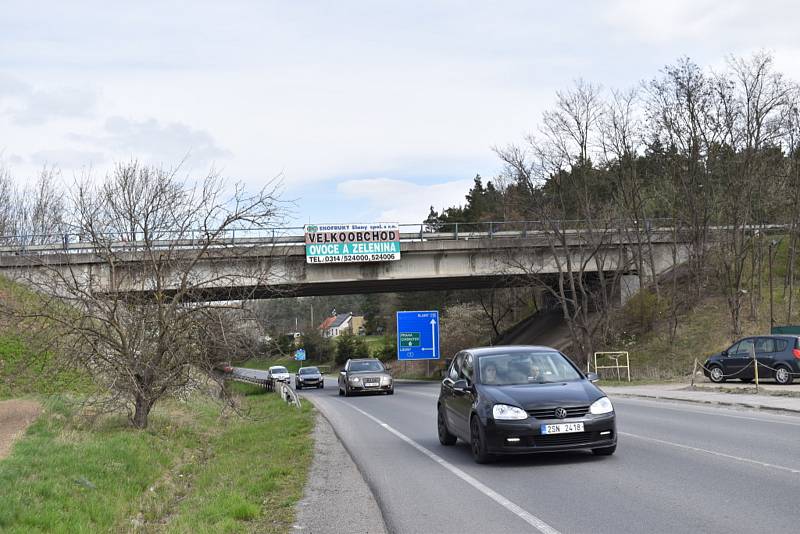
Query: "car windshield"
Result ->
[[271, 367, 288, 374], [299, 368, 319, 375], [349, 360, 384, 372], [477, 351, 582, 385]]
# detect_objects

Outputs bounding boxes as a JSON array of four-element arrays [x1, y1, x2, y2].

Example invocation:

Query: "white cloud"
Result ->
[[69, 116, 231, 168], [337, 177, 473, 223], [604, 0, 800, 47], [0, 74, 97, 125]]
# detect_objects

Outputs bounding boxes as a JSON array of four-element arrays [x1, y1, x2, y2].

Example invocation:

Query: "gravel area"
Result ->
[[0, 399, 42, 460], [293, 412, 387, 534]]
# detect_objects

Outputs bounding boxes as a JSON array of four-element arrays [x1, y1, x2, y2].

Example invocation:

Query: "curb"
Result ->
[[608, 392, 800, 416]]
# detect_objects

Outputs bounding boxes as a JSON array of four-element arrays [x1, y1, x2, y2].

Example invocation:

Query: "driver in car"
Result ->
[[483, 362, 499, 384], [524, 359, 543, 382]]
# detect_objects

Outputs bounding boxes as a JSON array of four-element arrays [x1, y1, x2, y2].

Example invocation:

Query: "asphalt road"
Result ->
[[301, 378, 800, 534]]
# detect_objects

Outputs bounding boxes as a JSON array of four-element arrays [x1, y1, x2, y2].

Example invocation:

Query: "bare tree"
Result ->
[[645, 58, 716, 299], [12, 166, 67, 246], [496, 81, 630, 365], [0, 165, 14, 238], [11, 161, 285, 428], [600, 87, 662, 317], [785, 94, 800, 322]]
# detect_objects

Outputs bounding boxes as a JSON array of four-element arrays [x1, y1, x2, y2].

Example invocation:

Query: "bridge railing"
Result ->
[[0, 219, 790, 256]]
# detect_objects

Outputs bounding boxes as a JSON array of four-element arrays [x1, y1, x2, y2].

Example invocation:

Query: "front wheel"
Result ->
[[470, 416, 492, 464], [709, 365, 726, 383], [592, 444, 616, 456], [296, 384, 302, 390], [775, 366, 794, 385], [338, 385, 344, 396], [437, 406, 457, 446], [318, 383, 323, 389]]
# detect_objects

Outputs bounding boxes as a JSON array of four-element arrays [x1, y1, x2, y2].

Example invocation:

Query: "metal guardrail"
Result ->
[[0, 220, 790, 257], [227, 367, 300, 407], [0, 219, 672, 255], [278, 381, 301, 409]]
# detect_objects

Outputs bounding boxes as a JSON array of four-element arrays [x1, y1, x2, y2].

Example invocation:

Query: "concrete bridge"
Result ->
[[0, 222, 688, 302]]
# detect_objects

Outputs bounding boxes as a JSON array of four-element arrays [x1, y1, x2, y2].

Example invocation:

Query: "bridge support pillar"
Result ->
[[620, 274, 640, 306]]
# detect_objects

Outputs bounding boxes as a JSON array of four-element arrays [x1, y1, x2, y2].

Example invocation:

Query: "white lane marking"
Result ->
[[620, 432, 800, 475], [613, 397, 800, 427], [395, 388, 438, 399], [343, 402, 562, 534]]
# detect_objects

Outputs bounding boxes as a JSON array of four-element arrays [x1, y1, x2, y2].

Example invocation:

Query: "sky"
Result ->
[[2, 0, 800, 226]]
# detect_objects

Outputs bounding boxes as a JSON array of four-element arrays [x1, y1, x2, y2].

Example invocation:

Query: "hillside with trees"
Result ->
[[422, 52, 800, 371]]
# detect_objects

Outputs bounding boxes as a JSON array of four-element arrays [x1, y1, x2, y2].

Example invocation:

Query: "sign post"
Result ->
[[396, 311, 440, 361]]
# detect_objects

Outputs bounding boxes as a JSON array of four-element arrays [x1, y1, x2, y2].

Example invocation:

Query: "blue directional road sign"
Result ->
[[396, 310, 439, 360], [294, 348, 306, 361]]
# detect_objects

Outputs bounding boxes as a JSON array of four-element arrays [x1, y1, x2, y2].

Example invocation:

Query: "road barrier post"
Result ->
[[751, 344, 759, 393], [691, 359, 697, 388]]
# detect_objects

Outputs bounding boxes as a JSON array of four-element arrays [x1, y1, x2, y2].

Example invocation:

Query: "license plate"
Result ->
[[364, 379, 379, 386], [541, 422, 584, 435]]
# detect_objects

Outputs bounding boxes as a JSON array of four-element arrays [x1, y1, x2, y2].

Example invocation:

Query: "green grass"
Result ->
[[0, 275, 93, 400], [0, 333, 92, 400], [0, 389, 314, 533]]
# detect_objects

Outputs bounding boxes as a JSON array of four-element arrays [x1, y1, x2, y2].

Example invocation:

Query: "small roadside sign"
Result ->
[[396, 311, 439, 360], [295, 349, 306, 361]]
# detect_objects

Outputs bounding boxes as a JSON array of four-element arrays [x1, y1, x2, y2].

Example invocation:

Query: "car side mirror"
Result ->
[[721, 350, 728, 357], [453, 379, 468, 394], [586, 372, 599, 383]]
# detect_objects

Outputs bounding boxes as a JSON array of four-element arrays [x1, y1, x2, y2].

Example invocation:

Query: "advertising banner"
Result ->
[[304, 223, 401, 264]]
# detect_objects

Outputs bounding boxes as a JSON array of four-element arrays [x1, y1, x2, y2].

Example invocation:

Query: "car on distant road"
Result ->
[[267, 365, 292, 384], [703, 335, 800, 384], [437, 345, 616, 463], [338, 358, 393, 396], [295, 366, 324, 390]]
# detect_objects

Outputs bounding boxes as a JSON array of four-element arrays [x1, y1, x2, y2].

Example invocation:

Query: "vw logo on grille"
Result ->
[[554, 407, 567, 419]]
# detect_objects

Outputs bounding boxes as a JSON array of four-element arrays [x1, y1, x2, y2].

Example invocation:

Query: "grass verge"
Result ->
[[0, 387, 313, 533]]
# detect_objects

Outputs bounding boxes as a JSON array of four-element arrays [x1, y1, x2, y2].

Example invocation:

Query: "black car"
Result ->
[[338, 358, 393, 396], [703, 335, 800, 385], [295, 366, 324, 390], [437, 346, 616, 463]]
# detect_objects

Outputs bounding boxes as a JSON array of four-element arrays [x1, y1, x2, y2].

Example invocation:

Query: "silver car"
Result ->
[[338, 358, 393, 396]]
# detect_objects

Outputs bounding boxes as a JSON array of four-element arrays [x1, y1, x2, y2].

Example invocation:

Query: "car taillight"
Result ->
[[793, 348, 800, 359]]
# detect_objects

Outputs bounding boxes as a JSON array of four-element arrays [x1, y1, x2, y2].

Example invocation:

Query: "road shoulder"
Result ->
[[293, 411, 388, 534], [603, 384, 800, 415]]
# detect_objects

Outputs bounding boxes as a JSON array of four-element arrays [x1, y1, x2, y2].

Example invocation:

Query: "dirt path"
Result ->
[[0, 399, 42, 460]]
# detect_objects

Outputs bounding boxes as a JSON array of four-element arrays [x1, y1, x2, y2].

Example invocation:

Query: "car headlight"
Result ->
[[349, 376, 360, 383], [380, 376, 392, 386], [492, 404, 528, 420], [589, 397, 614, 415]]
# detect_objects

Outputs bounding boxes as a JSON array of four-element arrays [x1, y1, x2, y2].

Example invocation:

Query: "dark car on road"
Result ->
[[703, 335, 800, 385], [338, 358, 393, 396], [295, 366, 324, 390], [437, 346, 616, 463]]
